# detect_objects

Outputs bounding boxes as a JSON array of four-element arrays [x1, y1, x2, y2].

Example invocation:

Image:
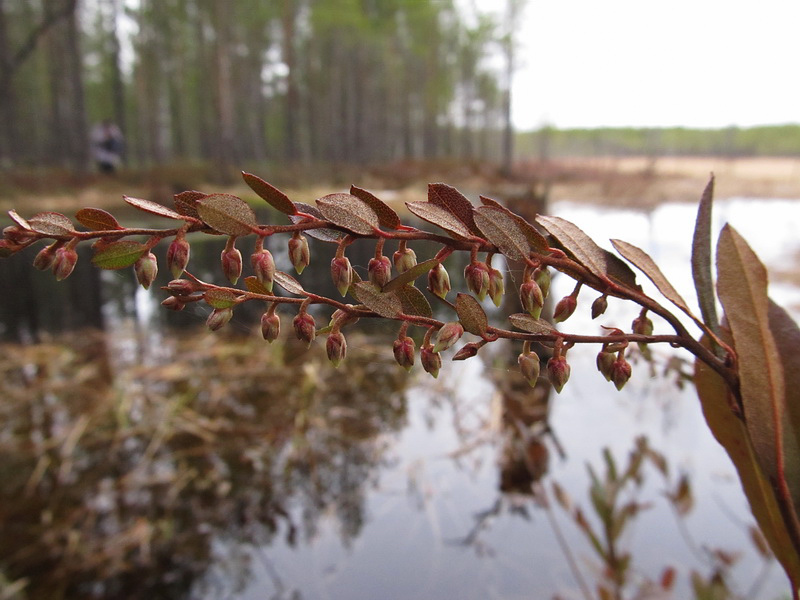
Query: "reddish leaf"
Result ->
[[406, 201, 473, 240], [350, 185, 402, 230], [478, 196, 549, 252], [173, 191, 207, 220], [508, 313, 555, 334], [75, 208, 122, 231], [273, 271, 305, 295], [428, 183, 482, 236], [316, 193, 380, 236], [197, 194, 258, 236], [382, 258, 439, 292], [27, 212, 75, 236], [692, 175, 720, 335], [289, 202, 345, 243], [204, 288, 238, 309], [455, 293, 488, 336], [396, 284, 432, 318], [91, 240, 147, 270], [124, 196, 185, 220], [242, 172, 297, 215], [244, 276, 272, 295], [351, 281, 402, 318], [473, 206, 531, 261], [7, 210, 31, 230]]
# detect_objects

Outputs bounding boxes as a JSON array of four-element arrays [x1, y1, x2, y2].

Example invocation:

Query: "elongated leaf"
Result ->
[[289, 202, 345, 243], [455, 293, 488, 336], [7, 210, 31, 230], [536, 215, 637, 288], [692, 175, 720, 335], [508, 313, 555, 334], [242, 172, 297, 215], [350, 185, 401, 230], [406, 201, 473, 240], [91, 240, 147, 269], [428, 183, 482, 236], [76, 208, 122, 231], [173, 191, 206, 220], [244, 276, 271, 295], [396, 284, 432, 318], [204, 288, 238, 309], [382, 258, 438, 292], [28, 212, 74, 236], [316, 193, 380, 236], [473, 206, 531, 261], [124, 196, 184, 220], [479, 196, 549, 252], [351, 281, 402, 318], [273, 271, 305, 295], [197, 194, 258, 236]]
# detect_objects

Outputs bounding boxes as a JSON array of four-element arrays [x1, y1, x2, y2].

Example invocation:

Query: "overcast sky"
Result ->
[[498, 0, 800, 130]]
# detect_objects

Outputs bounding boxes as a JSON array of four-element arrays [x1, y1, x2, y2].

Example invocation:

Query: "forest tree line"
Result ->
[[0, 0, 519, 179]]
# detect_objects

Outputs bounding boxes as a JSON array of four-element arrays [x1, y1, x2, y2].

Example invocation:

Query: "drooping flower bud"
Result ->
[[393, 246, 417, 274], [3, 225, 34, 245], [134, 251, 158, 290], [167, 236, 190, 278], [433, 322, 464, 353], [206, 307, 233, 331], [546, 355, 571, 393], [632, 314, 654, 336], [533, 266, 551, 299], [0, 239, 22, 258], [421, 346, 442, 378], [326, 331, 347, 367], [368, 255, 392, 288], [330, 256, 353, 297], [464, 262, 490, 301], [165, 278, 197, 296], [453, 342, 480, 361], [221, 245, 243, 285], [251, 249, 276, 292], [518, 352, 541, 387], [33, 243, 59, 271], [591, 295, 608, 319], [292, 312, 316, 346], [428, 263, 451, 299], [487, 268, 505, 307], [611, 357, 632, 391], [393, 336, 415, 371], [161, 296, 185, 311], [288, 233, 310, 274], [261, 312, 280, 343], [519, 280, 544, 318], [553, 294, 578, 323], [596, 350, 616, 381], [52, 246, 78, 281]]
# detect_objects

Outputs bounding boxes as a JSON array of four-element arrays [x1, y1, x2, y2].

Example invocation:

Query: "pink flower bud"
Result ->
[[433, 322, 464, 353], [453, 342, 480, 361], [161, 296, 185, 311], [261, 312, 280, 343], [546, 355, 571, 393], [428, 263, 451, 299], [553, 295, 578, 323], [0, 239, 23, 258], [134, 252, 158, 290], [326, 331, 347, 367], [518, 352, 541, 387], [330, 256, 353, 297], [533, 266, 551, 299], [165, 278, 197, 296], [167, 237, 190, 278], [3, 225, 33, 244], [464, 262, 490, 301], [488, 268, 505, 307], [421, 346, 442, 378], [393, 246, 417, 273], [52, 246, 78, 281], [591, 295, 608, 319], [611, 357, 632, 390], [33, 244, 59, 271], [368, 255, 392, 288], [596, 350, 616, 381], [206, 307, 233, 331], [288, 234, 310, 274], [251, 249, 276, 292], [221, 246, 243, 285], [519, 280, 544, 318], [393, 336, 415, 371], [292, 312, 316, 346]]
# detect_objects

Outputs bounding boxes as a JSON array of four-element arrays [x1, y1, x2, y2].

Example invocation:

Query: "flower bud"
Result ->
[[464, 262, 490, 301], [546, 355, 571, 393], [632, 314, 654, 336], [161, 296, 185, 311], [421, 346, 442, 378], [596, 350, 616, 381], [433, 322, 464, 353], [165, 278, 197, 296], [3, 225, 33, 244], [134, 252, 158, 290], [330, 308, 359, 329], [553, 294, 578, 323], [368, 255, 392, 288], [261, 312, 280, 343], [207, 307, 233, 331], [221, 246, 243, 285], [330, 256, 353, 297], [611, 357, 632, 391], [453, 342, 480, 361], [33, 244, 59, 271], [326, 331, 347, 367], [428, 263, 451, 299], [533, 266, 551, 299], [292, 312, 316, 346], [518, 352, 541, 387], [393, 336, 415, 371], [52, 246, 78, 281], [393, 246, 417, 274], [488, 268, 504, 307], [0, 239, 23, 258], [591, 295, 608, 319], [519, 280, 544, 318], [288, 234, 310, 274], [251, 249, 276, 292], [167, 237, 190, 278]]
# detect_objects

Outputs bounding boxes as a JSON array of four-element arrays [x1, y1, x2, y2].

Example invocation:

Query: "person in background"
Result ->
[[90, 119, 124, 174]]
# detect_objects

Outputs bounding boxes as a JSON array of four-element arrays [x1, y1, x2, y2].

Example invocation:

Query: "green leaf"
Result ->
[[27, 212, 74, 236], [124, 196, 185, 220], [692, 175, 721, 336], [350, 185, 401, 230], [428, 183, 482, 236], [406, 201, 473, 239], [289, 202, 345, 243], [244, 276, 271, 295], [395, 284, 432, 318], [75, 208, 122, 231], [316, 193, 380, 236], [473, 206, 531, 261], [242, 172, 297, 215], [351, 281, 402, 318], [91, 240, 147, 270], [508, 313, 555, 334], [273, 271, 305, 295], [173, 190, 206, 220], [478, 196, 549, 252], [204, 288, 238, 309], [455, 293, 488, 336], [197, 194, 258, 236], [382, 258, 438, 292]]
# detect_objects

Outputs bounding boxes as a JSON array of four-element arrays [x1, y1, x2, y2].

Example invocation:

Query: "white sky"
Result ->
[[499, 0, 800, 130]]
